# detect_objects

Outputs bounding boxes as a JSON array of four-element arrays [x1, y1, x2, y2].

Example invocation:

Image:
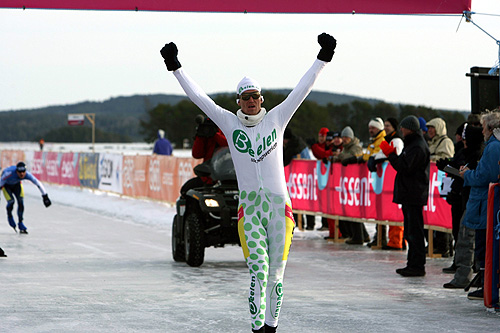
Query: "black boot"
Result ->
[[252, 327, 265, 333], [0, 247, 6, 257], [264, 324, 277, 332]]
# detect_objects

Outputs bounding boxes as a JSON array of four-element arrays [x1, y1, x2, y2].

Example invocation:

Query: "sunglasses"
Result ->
[[240, 92, 261, 101]]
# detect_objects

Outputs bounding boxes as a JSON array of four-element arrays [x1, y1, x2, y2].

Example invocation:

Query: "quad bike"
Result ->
[[172, 147, 240, 267]]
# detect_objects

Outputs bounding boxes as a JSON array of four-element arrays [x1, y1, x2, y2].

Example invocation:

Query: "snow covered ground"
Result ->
[[0, 182, 499, 332]]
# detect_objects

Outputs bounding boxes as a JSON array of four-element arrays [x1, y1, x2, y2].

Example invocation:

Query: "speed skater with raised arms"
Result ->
[[160, 33, 336, 332]]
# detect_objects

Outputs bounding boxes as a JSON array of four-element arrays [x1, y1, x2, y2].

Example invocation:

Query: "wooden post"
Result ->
[[297, 214, 303, 231], [334, 218, 339, 242], [427, 228, 441, 258], [371, 224, 383, 249], [84, 113, 96, 153]]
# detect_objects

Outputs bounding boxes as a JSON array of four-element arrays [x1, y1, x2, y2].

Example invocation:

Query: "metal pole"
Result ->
[[464, 11, 500, 109]]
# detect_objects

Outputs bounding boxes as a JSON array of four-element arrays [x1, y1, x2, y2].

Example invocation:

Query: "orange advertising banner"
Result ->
[[0, 150, 25, 169], [122, 155, 149, 199], [146, 155, 200, 203]]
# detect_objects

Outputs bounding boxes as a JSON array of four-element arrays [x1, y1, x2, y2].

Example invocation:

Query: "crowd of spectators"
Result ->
[[294, 109, 500, 301]]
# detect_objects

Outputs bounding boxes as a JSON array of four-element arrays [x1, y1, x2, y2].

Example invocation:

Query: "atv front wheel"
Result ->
[[172, 215, 185, 262], [184, 211, 205, 267]]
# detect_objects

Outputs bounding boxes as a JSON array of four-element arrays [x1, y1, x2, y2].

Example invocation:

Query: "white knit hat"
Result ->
[[236, 77, 261, 95], [368, 117, 384, 131]]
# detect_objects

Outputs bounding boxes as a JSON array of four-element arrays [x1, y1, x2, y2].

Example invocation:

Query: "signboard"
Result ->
[[98, 153, 123, 194], [68, 114, 85, 126]]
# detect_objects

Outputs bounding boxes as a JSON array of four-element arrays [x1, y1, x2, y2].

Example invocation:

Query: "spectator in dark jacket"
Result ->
[[442, 123, 484, 288], [283, 128, 316, 230], [381, 115, 430, 277]]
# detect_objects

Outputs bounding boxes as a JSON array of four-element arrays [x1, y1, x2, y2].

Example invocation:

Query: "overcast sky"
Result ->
[[1, 1, 499, 112]]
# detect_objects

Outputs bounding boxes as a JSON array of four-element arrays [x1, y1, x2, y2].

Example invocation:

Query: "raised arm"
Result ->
[[273, 33, 336, 125], [160, 43, 233, 129]]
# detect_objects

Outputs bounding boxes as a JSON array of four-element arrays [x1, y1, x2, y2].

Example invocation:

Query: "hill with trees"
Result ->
[[0, 91, 467, 147]]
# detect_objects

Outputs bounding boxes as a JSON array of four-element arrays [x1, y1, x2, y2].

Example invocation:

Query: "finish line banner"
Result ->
[[1, 0, 470, 14], [285, 160, 451, 230]]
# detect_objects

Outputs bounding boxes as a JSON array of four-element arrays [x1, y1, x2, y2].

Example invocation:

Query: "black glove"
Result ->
[[42, 194, 51, 208], [436, 158, 450, 171], [341, 156, 357, 166], [196, 119, 218, 138], [317, 33, 336, 62], [367, 156, 377, 172], [160, 42, 182, 71]]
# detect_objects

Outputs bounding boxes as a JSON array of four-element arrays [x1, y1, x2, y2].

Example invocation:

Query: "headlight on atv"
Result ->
[[204, 198, 220, 207]]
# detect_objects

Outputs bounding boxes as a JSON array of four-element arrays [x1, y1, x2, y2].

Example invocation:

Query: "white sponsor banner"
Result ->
[[98, 153, 123, 194], [68, 114, 85, 126]]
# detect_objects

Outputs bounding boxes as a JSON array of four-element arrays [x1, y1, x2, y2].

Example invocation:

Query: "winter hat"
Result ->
[[332, 131, 341, 138], [236, 76, 261, 95], [158, 129, 165, 139], [319, 127, 329, 136], [400, 116, 420, 132], [464, 125, 484, 149], [368, 117, 384, 131], [386, 117, 399, 131], [326, 131, 334, 141], [16, 162, 26, 172], [341, 126, 354, 139], [455, 122, 466, 137], [418, 117, 428, 132]]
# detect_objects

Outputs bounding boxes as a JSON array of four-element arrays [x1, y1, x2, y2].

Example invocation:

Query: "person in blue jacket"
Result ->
[[0, 162, 51, 233], [152, 129, 173, 155], [459, 110, 500, 300]]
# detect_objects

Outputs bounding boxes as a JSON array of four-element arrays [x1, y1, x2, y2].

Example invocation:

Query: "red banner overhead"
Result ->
[[1, 0, 471, 14]]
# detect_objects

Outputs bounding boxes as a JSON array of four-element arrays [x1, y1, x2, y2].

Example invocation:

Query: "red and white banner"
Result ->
[[60, 153, 81, 186], [285, 160, 452, 230], [0, 0, 470, 14], [68, 114, 84, 126]]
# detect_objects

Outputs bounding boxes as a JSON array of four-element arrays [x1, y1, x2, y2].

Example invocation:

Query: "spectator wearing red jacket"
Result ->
[[311, 127, 332, 161], [180, 115, 228, 196]]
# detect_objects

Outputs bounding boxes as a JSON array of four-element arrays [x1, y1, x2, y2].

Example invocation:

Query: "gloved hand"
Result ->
[[436, 158, 450, 171], [367, 156, 377, 172], [42, 194, 51, 208], [317, 33, 337, 62], [380, 140, 396, 157], [341, 156, 357, 166], [160, 42, 182, 71]]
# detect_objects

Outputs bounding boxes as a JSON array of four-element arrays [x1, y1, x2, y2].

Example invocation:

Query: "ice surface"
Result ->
[[0, 183, 498, 332]]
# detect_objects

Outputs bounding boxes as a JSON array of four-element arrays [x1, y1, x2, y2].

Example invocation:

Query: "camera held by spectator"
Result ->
[[195, 115, 219, 138]]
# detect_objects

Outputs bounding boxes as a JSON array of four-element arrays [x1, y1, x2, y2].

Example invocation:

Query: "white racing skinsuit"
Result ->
[[172, 58, 327, 330]]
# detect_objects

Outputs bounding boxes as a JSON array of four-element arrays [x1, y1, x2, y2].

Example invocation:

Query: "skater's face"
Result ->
[[238, 90, 262, 116], [16, 170, 26, 179]]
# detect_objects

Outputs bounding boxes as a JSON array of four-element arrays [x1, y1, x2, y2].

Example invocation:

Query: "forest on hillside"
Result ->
[[0, 92, 467, 147], [140, 91, 467, 148]]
